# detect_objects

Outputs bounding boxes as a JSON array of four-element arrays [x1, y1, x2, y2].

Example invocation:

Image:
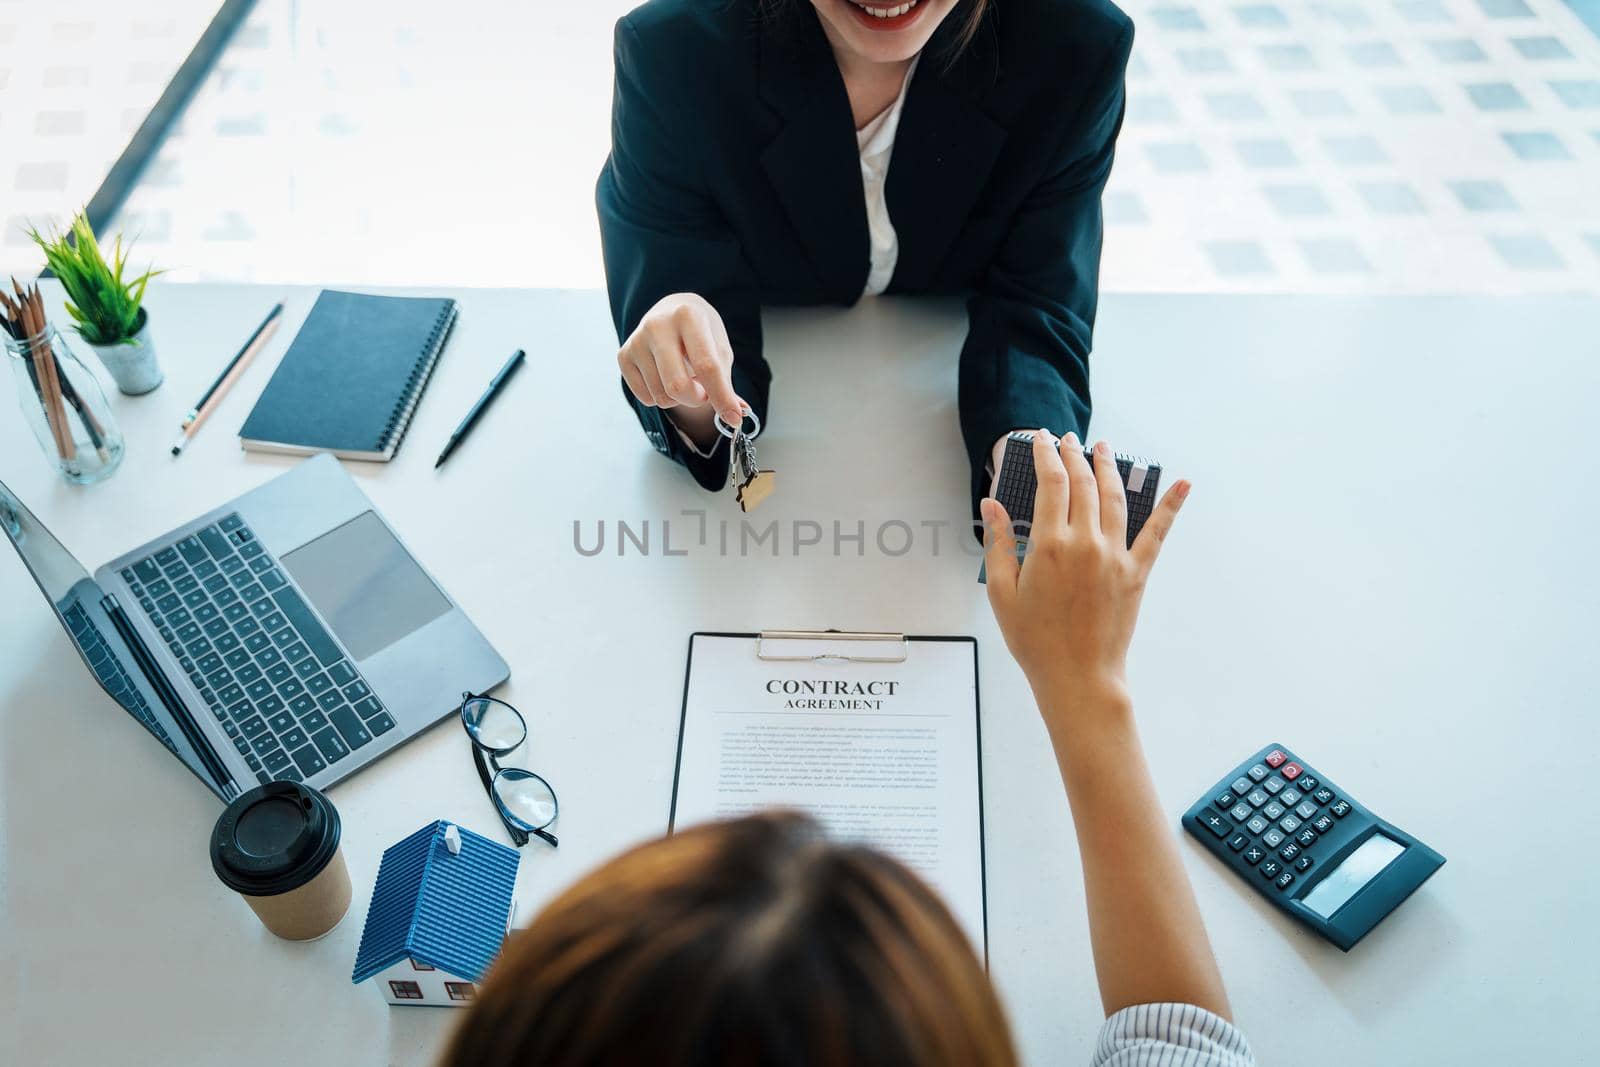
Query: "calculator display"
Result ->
[[1301, 833, 1405, 919]]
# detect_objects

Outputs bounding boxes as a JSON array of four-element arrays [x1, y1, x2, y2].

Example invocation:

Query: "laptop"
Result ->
[[0, 453, 508, 802]]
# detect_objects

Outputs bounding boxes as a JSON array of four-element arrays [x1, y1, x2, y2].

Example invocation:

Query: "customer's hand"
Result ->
[[985, 435, 1232, 1024], [618, 293, 747, 445], [980, 430, 1189, 716]]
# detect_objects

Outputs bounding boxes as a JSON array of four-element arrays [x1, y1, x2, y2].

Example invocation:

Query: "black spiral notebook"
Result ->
[[239, 290, 457, 461]]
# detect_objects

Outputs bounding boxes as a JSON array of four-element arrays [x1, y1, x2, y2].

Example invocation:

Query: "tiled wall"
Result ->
[[5, 0, 1597, 293], [1103, 0, 1600, 292]]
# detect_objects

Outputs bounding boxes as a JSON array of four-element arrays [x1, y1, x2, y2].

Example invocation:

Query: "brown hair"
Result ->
[[440, 812, 1017, 1067]]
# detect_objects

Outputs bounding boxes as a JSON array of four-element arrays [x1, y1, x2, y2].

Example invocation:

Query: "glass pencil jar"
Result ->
[[5, 322, 125, 485]]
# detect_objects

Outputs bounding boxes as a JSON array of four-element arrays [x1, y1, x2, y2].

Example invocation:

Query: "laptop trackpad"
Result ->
[[280, 510, 450, 662]]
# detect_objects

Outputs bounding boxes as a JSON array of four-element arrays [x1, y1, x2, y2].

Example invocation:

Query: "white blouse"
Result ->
[[856, 54, 920, 298]]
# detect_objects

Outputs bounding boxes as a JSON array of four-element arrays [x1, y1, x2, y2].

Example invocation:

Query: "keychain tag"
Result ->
[[716, 409, 777, 513]]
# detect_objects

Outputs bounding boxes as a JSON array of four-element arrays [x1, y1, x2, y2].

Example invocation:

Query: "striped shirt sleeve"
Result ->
[[1091, 1002, 1256, 1066]]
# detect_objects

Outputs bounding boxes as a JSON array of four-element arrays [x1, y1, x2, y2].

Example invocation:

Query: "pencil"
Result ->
[[13, 285, 111, 461], [14, 282, 71, 460], [23, 287, 54, 457], [0, 293, 35, 405], [31, 288, 76, 461], [0, 290, 20, 342], [5, 285, 70, 460], [56, 362, 110, 456], [171, 301, 283, 456]]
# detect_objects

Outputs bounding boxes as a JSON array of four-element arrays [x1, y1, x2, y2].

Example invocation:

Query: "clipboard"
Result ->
[[669, 630, 989, 957]]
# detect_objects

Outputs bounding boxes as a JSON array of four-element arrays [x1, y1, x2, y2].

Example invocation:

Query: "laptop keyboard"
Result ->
[[62, 601, 179, 756], [119, 512, 396, 786]]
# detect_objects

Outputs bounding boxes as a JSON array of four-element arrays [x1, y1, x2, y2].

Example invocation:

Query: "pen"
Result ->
[[435, 348, 526, 469], [171, 301, 284, 456]]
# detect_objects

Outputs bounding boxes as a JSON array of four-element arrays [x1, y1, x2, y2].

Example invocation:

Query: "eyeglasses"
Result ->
[[458, 693, 559, 848]]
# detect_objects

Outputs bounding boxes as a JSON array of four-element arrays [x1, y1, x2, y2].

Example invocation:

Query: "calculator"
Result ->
[[993, 431, 1160, 549], [1183, 744, 1445, 951]]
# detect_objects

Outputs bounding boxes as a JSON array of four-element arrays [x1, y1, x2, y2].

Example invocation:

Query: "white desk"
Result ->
[[2, 283, 1596, 1066]]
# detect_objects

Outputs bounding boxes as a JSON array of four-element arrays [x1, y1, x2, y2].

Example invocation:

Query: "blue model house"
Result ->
[[352, 821, 520, 1006]]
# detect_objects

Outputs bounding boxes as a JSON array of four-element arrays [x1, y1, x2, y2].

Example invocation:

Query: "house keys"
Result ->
[[715, 409, 776, 513]]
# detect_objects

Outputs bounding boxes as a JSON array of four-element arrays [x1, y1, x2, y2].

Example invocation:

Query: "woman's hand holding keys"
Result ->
[[618, 293, 747, 450]]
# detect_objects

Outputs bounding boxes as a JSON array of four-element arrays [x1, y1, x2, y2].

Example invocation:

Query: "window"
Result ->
[[389, 980, 423, 1000], [410, 959, 435, 971], [444, 981, 476, 1002]]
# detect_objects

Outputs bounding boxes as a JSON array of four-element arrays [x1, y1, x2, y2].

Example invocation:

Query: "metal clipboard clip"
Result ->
[[755, 630, 909, 664]]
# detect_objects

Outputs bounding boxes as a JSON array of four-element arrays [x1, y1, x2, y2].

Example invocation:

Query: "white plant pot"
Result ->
[[88, 308, 163, 395]]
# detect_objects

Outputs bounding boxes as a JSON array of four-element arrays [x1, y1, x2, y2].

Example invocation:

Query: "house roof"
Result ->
[[351, 820, 520, 985]]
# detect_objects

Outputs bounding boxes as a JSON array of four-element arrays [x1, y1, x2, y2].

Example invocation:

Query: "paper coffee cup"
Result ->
[[211, 781, 352, 941]]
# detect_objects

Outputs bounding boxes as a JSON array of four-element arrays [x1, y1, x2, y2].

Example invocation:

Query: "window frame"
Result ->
[[388, 980, 424, 1000]]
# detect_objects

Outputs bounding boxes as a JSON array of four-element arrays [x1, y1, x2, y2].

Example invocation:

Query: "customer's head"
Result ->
[[440, 811, 1016, 1067]]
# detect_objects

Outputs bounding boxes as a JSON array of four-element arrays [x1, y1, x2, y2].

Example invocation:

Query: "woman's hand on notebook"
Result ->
[[618, 293, 747, 450], [979, 430, 1190, 721], [981, 435, 1232, 1023]]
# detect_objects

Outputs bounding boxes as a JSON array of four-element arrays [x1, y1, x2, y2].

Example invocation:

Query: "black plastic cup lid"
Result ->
[[211, 781, 341, 896]]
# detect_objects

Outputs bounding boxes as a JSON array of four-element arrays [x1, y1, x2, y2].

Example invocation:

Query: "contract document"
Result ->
[[670, 632, 987, 953]]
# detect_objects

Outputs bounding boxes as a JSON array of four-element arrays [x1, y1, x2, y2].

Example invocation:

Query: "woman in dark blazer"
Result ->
[[597, 0, 1133, 516]]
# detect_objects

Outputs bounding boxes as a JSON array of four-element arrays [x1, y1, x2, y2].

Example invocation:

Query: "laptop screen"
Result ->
[[0, 480, 224, 798], [0, 482, 92, 606]]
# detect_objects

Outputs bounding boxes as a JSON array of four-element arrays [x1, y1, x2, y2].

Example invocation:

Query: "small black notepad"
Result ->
[[239, 290, 457, 461]]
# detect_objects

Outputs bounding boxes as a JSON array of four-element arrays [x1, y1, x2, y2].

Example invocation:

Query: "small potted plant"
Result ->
[[28, 213, 164, 395]]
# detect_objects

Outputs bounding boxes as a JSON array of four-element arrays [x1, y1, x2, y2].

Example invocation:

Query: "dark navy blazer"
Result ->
[[597, 0, 1134, 514]]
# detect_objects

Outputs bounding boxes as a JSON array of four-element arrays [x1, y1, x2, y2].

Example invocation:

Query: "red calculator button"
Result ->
[[1265, 750, 1288, 768], [1281, 762, 1303, 780]]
